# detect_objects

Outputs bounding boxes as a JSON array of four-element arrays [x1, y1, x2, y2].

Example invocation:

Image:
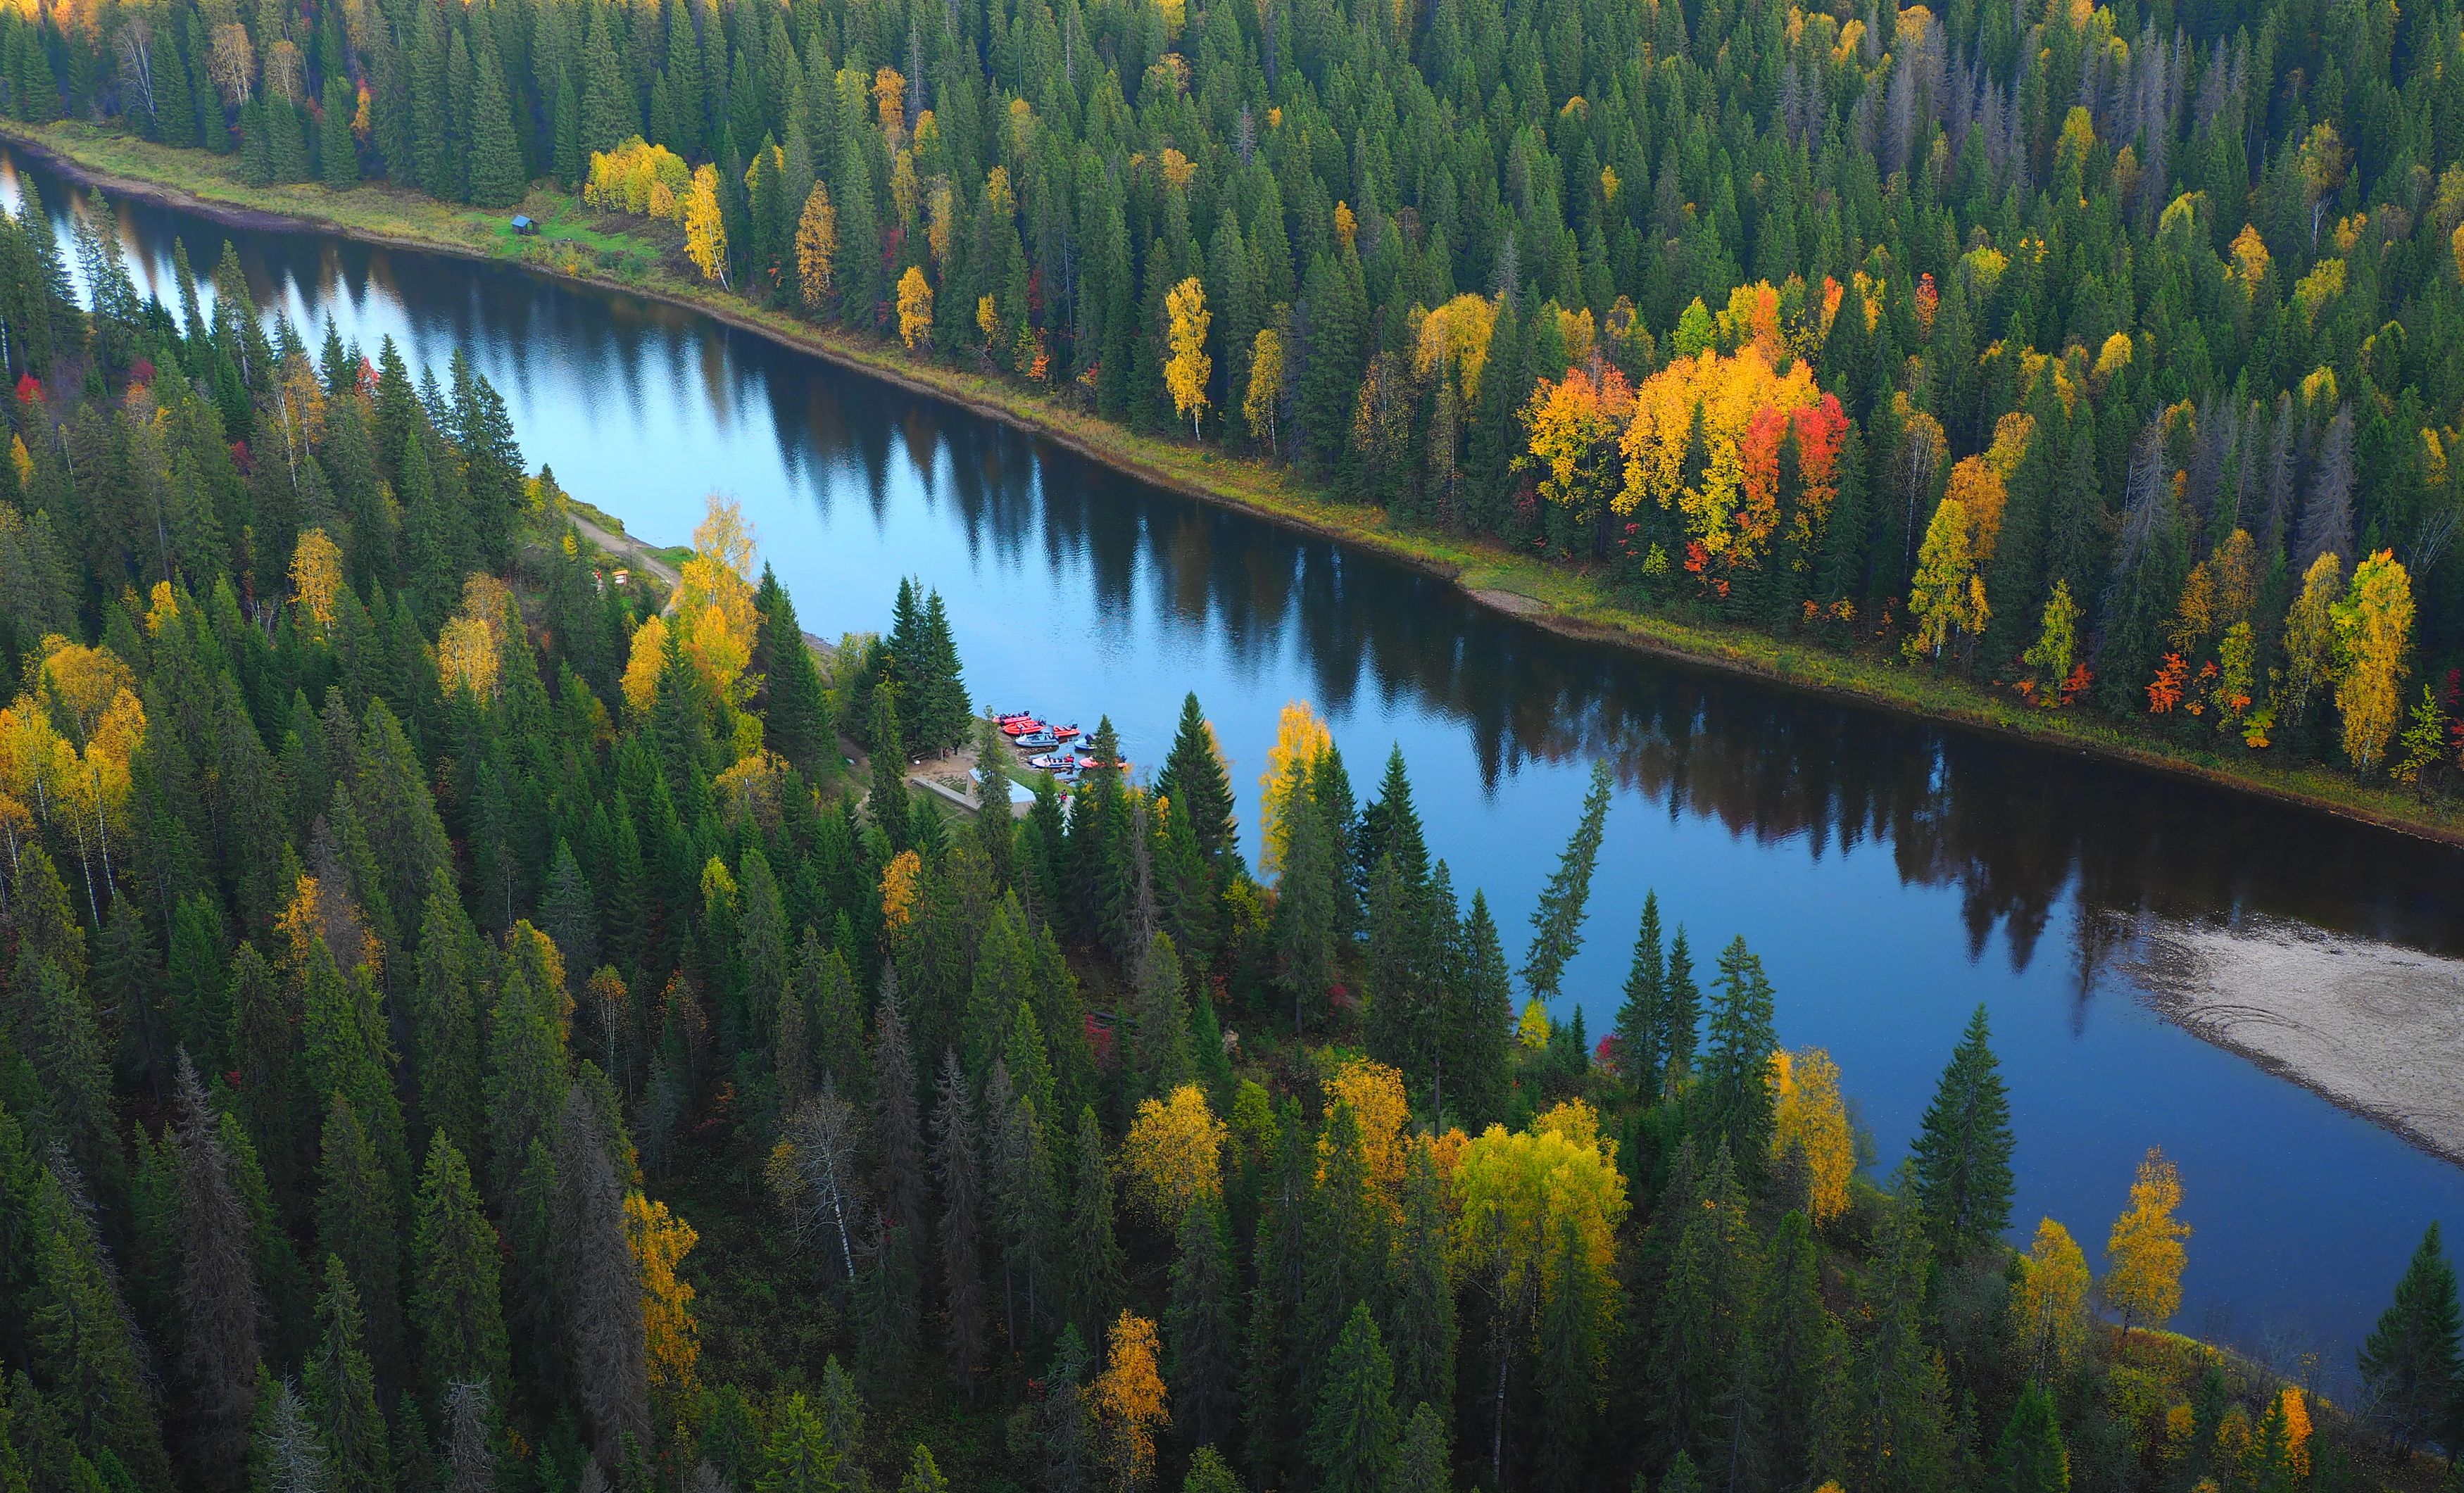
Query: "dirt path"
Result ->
[[565, 510, 680, 599]]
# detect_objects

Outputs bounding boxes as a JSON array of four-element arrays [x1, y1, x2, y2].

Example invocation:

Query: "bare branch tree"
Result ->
[[207, 22, 256, 106], [770, 1081, 867, 1285], [444, 1379, 496, 1493], [114, 18, 158, 122]]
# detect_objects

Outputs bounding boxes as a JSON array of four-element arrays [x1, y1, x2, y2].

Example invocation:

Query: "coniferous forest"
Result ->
[[2, 0, 2464, 785], [0, 180, 2457, 1493]]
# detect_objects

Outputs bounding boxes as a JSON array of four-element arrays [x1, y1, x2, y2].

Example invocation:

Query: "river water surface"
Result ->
[[14, 151, 2463, 1366]]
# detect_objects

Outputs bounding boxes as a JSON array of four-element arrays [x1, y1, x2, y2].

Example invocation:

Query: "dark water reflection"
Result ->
[[13, 150, 2463, 1363]]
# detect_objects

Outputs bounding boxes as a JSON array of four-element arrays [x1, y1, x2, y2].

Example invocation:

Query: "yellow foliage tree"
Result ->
[[1243, 327, 1285, 451], [621, 614, 670, 717], [27, 638, 147, 918], [1257, 699, 1332, 876], [794, 181, 838, 309], [1616, 344, 1829, 565], [2024, 580, 2081, 705], [1119, 1084, 1227, 1231], [2010, 1216, 2091, 1381], [1516, 998, 1551, 1050], [677, 494, 761, 710], [1768, 1047, 1853, 1224], [1944, 456, 2008, 567], [583, 137, 693, 219], [872, 67, 907, 141], [2104, 1147, 2190, 1337], [2332, 549, 2414, 773], [1412, 293, 1497, 401], [1164, 277, 1212, 438], [898, 265, 934, 350], [1906, 497, 1990, 662], [290, 528, 345, 634], [880, 848, 924, 932], [1321, 1057, 1410, 1195], [437, 615, 501, 701], [2277, 1387, 2311, 1478], [624, 1190, 701, 1400], [2279, 550, 2346, 728], [1521, 365, 1635, 543], [684, 163, 729, 287], [1093, 1311, 1168, 1493], [1451, 1104, 1628, 1323]]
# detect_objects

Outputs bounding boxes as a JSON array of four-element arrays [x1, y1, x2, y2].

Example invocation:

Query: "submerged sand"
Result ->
[[2123, 916, 2464, 1163]]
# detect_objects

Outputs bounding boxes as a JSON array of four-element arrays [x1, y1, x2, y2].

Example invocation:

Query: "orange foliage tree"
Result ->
[[1617, 345, 1843, 570], [1093, 1311, 1169, 1493], [1519, 365, 1633, 550]]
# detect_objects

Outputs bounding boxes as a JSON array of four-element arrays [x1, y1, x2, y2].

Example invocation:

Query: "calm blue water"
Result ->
[[13, 150, 2462, 1366]]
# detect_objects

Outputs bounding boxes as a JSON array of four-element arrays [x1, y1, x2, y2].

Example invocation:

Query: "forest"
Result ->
[[1, 0, 2462, 783], [0, 160, 2458, 1493]]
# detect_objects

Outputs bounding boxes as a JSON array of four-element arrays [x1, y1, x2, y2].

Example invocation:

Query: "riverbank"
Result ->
[[13, 120, 2464, 846]]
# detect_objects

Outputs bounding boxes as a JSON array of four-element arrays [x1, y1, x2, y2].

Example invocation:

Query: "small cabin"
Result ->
[[510, 215, 538, 236]]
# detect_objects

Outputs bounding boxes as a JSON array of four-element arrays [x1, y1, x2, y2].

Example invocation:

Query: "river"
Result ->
[[12, 149, 2463, 1368]]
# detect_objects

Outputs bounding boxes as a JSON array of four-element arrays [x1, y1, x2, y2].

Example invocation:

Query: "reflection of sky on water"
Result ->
[[13, 152, 2464, 1364]]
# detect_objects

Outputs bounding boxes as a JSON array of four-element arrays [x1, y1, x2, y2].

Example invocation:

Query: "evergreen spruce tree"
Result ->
[[1389, 1140, 1457, 1416], [1859, 1171, 1955, 1493], [319, 51, 359, 187], [1393, 1401, 1451, 1493], [1167, 1192, 1239, 1450], [1614, 891, 1666, 1095], [29, 1164, 173, 1487], [1910, 1005, 2016, 1257], [1660, 928, 1701, 1097], [1062, 1106, 1124, 1342], [932, 1051, 989, 1386], [1521, 760, 1612, 1004], [170, 1055, 264, 1482], [2358, 1222, 2463, 1454], [1155, 692, 1237, 864], [1535, 1214, 1607, 1493], [18, 953, 122, 1195], [1698, 937, 1778, 1174], [410, 1130, 510, 1413], [1271, 762, 1338, 1035], [1992, 1382, 2070, 1493], [315, 1091, 406, 1391], [463, 15, 524, 207], [1129, 931, 1195, 1101], [1307, 1304, 1398, 1493], [757, 565, 834, 773], [305, 1254, 393, 1493], [413, 870, 486, 1172], [1652, 1142, 1761, 1477], [1448, 890, 1514, 1128], [1757, 1209, 1850, 1489]]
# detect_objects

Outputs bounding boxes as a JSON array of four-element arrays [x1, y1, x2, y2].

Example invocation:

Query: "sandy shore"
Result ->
[[2124, 915, 2464, 1162]]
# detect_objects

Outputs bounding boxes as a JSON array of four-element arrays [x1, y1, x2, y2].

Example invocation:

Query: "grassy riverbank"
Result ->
[[13, 118, 2464, 845]]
